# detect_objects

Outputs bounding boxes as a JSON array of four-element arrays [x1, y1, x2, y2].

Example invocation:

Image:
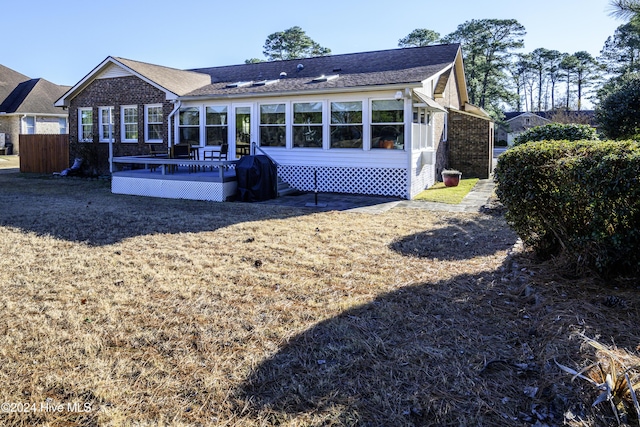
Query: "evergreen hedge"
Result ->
[[513, 123, 598, 146], [494, 140, 640, 276]]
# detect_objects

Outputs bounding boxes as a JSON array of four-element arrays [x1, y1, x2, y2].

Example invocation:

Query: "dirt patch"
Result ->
[[0, 174, 638, 426]]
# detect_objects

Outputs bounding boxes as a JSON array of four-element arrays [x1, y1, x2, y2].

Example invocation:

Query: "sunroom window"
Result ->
[[259, 103, 285, 147], [371, 100, 404, 150], [179, 107, 200, 145], [293, 102, 322, 148], [205, 106, 228, 146], [330, 101, 362, 149]]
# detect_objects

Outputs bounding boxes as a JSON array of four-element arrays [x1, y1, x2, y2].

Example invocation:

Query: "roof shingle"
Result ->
[[185, 44, 461, 98]]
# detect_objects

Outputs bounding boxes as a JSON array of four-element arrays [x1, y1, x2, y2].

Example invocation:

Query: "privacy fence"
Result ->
[[19, 134, 69, 174]]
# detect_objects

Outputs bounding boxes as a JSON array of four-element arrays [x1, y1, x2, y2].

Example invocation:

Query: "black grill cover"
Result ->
[[236, 155, 277, 202]]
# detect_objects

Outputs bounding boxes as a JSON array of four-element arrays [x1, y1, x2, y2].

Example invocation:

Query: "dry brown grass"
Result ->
[[0, 174, 639, 426]]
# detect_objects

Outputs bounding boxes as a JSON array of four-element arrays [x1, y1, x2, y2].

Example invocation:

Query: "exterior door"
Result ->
[[234, 105, 252, 158]]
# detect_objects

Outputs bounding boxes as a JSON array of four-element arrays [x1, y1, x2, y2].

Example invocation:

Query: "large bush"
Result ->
[[596, 73, 640, 140], [513, 123, 598, 146], [494, 140, 640, 276]]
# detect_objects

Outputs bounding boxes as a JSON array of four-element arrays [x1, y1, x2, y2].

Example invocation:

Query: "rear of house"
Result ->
[[56, 44, 493, 200]]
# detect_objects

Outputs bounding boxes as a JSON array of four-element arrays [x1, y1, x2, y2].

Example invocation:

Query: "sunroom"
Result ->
[[167, 88, 444, 199]]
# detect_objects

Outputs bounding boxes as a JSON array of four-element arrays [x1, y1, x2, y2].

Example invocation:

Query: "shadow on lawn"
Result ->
[[0, 175, 304, 246], [236, 260, 579, 425], [390, 216, 516, 260]]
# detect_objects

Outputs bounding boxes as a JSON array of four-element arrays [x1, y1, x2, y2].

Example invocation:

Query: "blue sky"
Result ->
[[2, 0, 623, 86]]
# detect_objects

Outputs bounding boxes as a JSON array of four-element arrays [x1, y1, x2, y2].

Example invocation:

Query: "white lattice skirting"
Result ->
[[278, 166, 408, 198], [112, 176, 237, 202]]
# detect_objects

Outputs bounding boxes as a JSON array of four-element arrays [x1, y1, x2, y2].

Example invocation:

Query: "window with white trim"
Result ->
[[259, 103, 286, 147], [23, 116, 35, 134], [59, 118, 67, 134], [442, 112, 448, 142], [330, 101, 362, 149], [293, 102, 323, 148], [371, 100, 404, 150], [78, 108, 93, 142], [178, 106, 200, 145], [121, 105, 138, 142], [205, 106, 228, 146], [98, 107, 114, 142], [146, 104, 163, 143]]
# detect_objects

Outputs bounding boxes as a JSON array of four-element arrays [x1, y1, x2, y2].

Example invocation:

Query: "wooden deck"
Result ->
[[111, 156, 239, 202]]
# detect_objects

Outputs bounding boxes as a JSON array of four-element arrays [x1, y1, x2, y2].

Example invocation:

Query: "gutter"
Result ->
[[177, 83, 423, 102]]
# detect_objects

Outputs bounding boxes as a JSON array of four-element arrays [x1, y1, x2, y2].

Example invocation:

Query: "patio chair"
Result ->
[[203, 143, 228, 171], [170, 144, 190, 173]]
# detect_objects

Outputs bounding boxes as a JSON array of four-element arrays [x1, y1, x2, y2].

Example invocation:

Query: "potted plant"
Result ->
[[441, 169, 462, 187]]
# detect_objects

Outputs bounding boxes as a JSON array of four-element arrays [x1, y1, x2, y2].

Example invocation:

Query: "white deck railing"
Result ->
[[111, 156, 239, 181]]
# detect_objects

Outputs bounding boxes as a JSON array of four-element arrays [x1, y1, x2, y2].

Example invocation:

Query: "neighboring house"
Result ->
[[55, 44, 493, 200], [0, 65, 70, 155], [496, 110, 596, 146]]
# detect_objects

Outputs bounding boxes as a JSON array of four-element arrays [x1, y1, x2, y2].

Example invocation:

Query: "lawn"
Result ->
[[414, 178, 479, 204], [0, 174, 638, 426]]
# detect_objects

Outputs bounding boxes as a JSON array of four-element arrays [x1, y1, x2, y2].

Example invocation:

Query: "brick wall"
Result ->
[[447, 110, 493, 179], [68, 76, 173, 174]]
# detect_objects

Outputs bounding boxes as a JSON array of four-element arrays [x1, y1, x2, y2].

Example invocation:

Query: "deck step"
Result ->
[[277, 177, 298, 197]]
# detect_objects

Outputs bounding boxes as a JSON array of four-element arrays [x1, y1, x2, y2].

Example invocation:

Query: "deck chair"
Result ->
[[203, 143, 228, 171], [170, 144, 190, 173]]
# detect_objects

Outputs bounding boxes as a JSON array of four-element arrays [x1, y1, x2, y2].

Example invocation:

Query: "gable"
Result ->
[[55, 57, 211, 107]]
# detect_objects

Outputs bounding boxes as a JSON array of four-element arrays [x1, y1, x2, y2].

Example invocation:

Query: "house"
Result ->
[[55, 44, 493, 201], [0, 64, 70, 155], [496, 110, 596, 146]]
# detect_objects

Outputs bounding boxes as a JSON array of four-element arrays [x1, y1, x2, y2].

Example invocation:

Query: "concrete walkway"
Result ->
[[260, 178, 496, 214]]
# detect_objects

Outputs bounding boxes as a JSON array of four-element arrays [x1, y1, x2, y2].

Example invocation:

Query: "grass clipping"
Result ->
[[414, 178, 479, 204]]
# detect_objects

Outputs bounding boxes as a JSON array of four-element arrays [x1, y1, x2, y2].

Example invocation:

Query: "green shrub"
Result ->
[[596, 74, 640, 140], [513, 123, 598, 146], [494, 140, 640, 276]]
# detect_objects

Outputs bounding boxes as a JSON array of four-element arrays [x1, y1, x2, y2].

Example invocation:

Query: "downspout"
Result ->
[[167, 100, 181, 151], [108, 107, 114, 173]]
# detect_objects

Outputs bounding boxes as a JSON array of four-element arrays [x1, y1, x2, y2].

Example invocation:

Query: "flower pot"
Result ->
[[442, 170, 462, 187], [380, 139, 395, 149]]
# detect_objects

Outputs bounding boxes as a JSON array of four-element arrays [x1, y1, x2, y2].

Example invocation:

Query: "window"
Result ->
[[293, 102, 323, 148], [98, 107, 114, 142], [121, 106, 138, 142], [59, 118, 67, 134], [146, 104, 163, 143], [442, 112, 448, 142], [259, 103, 285, 147], [23, 116, 35, 134], [79, 108, 93, 142], [205, 106, 228, 146], [330, 101, 362, 149], [371, 100, 404, 150], [178, 107, 200, 145]]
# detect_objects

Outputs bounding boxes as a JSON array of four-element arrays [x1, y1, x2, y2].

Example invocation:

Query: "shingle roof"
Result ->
[[1, 65, 69, 114], [185, 44, 461, 98], [1, 65, 31, 106], [112, 57, 211, 96]]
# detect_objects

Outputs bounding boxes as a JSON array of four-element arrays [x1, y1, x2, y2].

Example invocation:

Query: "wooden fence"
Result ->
[[19, 134, 69, 174]]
